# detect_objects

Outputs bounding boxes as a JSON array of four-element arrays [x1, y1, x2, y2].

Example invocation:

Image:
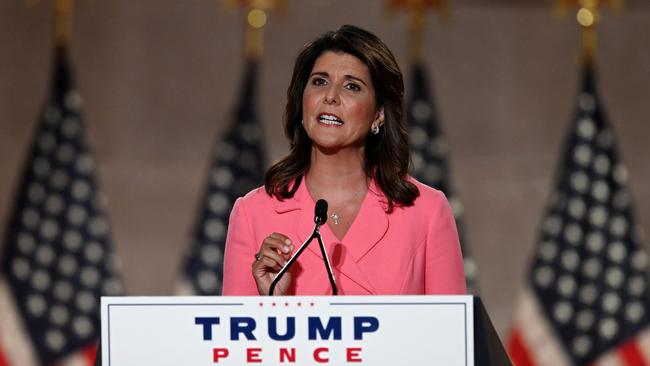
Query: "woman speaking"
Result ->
[[222, 25, 466, 296]]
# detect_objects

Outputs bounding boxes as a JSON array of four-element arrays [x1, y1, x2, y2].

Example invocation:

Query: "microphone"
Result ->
[[315, 199, 328, 225], [269, 199, 338, 296]]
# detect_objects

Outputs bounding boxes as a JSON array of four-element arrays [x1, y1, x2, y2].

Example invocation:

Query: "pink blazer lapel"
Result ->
[[329, 181, 388, 294], [278, 179, 390, 294], [271, 180, 318, 247], [341, 179, 390, 262]]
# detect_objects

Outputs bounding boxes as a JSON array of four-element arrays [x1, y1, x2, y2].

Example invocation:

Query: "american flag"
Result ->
[[0, 46, 124, 366], [507, 66, 650, 365], [406, 63, 480, 294], [177, 60, 266, 296]]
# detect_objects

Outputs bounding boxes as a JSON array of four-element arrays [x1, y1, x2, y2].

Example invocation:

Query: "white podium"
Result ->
[[98, 295, 510, 366]]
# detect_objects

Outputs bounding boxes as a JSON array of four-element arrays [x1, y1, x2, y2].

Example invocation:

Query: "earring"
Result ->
[[371, 125, 380, 135]]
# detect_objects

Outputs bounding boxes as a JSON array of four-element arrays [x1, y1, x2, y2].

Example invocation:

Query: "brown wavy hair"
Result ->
[[264, 25, 418, 212]]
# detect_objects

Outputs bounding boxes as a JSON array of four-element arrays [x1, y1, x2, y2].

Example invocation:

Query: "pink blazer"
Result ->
[[222, 178, 467, 295]]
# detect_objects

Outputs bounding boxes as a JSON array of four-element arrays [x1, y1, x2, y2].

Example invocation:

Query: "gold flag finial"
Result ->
[[223, 0, 286, 60], [54, 0, 74, 47], [386, 0, 448, 63], [553, 0, 624, 66]]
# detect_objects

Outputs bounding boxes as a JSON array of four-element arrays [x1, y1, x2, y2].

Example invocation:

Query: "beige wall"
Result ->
[[1, 0, 649, 337]]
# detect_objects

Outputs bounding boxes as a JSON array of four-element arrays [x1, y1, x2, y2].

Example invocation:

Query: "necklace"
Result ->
[[305, 176, 368, 225], [330, 212, 341, 225], [328, 185, 366, 225]]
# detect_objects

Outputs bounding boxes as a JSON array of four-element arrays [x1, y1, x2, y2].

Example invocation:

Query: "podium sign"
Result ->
[[101, 295, 474, 366]]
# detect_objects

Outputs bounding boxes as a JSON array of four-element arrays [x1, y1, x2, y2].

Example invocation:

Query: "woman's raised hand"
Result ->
[[252, 232, 294, 296]]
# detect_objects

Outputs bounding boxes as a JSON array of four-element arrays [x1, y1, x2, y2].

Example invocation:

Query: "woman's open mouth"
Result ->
[[318, 113, 344, 126]]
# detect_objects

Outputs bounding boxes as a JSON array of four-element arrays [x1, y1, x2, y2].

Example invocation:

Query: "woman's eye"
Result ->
[[345, 83, 361, 91], [312, 78, 327, 86]]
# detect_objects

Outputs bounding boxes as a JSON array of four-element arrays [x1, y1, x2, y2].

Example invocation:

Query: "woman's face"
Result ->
[[301, 51, 384, 153]]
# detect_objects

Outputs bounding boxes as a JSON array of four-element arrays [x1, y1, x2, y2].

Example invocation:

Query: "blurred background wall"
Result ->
[[1, 0, 649, 338]]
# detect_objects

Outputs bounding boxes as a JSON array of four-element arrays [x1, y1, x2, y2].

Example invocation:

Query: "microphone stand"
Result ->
[[268, 221, 338, 296]]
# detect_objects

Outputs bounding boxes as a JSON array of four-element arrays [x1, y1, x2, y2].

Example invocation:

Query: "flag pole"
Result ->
[[554, 0, 624, 67], [408, 4, 425, 64], [244, 8, 265, 61], [385, 0, 448, 64], [222, 0, 285, 62], [577, 0, 599, 67], [54, 0, 74, 47]]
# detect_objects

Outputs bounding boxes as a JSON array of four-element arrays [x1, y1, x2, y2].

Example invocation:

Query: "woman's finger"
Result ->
[[257, 247, 286, 268], [252, 232, 295, 296], [267, 233, 292, 253], [259, 256, 282, 271], [260, 235, 293, 255]]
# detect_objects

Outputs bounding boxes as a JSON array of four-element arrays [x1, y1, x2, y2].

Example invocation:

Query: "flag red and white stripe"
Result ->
[[509, 289, 650, 366], [0, 279, 97, 366], [0, 278, 40, 366]]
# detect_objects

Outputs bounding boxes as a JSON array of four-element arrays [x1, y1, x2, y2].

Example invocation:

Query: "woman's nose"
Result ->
[[324, 88, 339, 105]]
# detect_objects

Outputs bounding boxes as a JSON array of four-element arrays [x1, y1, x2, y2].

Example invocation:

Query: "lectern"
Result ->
[[96, 295, 510, 366]]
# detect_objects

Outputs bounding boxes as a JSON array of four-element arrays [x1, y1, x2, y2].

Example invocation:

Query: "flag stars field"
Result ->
[[179, 61, 266, 296], [0, 47, 124, 364], [509, 66, 650, 365]]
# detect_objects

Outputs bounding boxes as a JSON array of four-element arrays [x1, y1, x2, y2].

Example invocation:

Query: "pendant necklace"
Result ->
[[329, 185, 366, 225], [306, 175, 367, 225]]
